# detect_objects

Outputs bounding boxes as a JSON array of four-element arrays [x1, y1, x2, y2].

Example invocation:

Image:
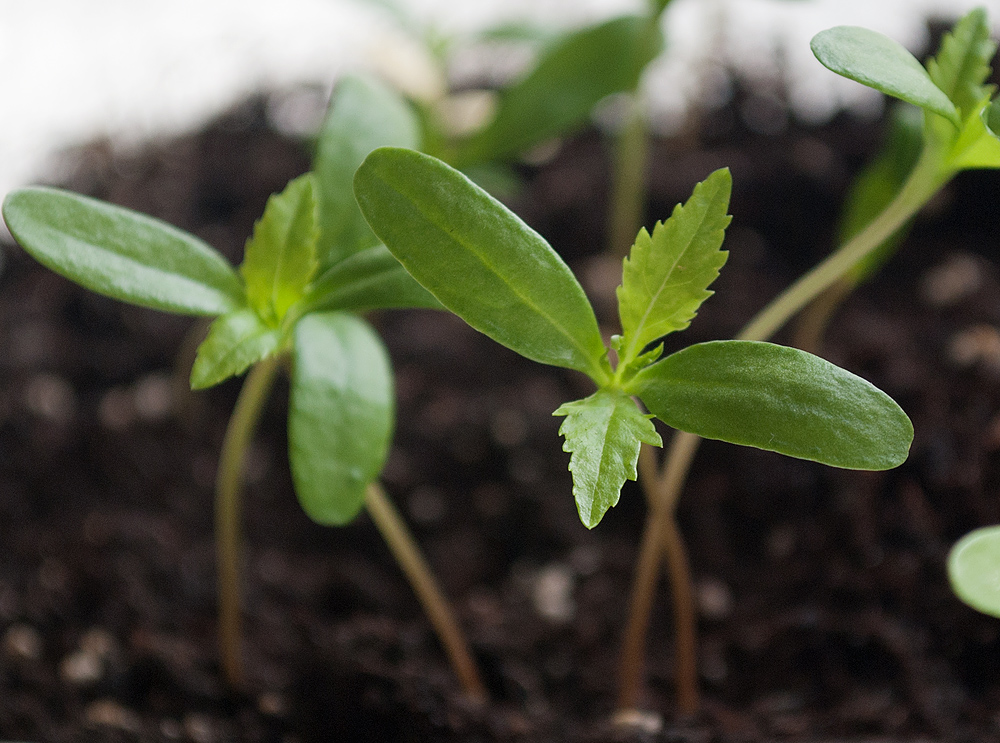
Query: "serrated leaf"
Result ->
[[241, 174, 319, 325], [302, 243, 442, 313], [627, 340, 913, 470], [616, 168, 731, 366], [948, 526, 1000, 618], [456, 15, 663, 164], [948, 95, 1000, 170], [554, 389, 662, 529], [313, 75, 420, 266], [2, 187, 243, 315], [288, 312, 394, 526], [926, 8, 996, 120], [354, 147, 609, 382], [811, 26, 958, 124], [190, 309, 284, 390]]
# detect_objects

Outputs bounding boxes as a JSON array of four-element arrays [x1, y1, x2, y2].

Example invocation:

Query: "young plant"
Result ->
[[352, 146, 913, 708], [1, 76, 485, 700], [619, 7, 1000, 715]]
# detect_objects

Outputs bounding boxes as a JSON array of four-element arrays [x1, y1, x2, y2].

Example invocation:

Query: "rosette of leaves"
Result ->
[[353, 147, 914, 529], [0, 76, 491, 697]]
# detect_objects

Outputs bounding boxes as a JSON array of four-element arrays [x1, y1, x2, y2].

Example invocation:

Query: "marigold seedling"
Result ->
[[2, 75, 484, 700]]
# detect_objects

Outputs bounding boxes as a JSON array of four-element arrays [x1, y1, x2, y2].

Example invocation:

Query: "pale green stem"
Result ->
[[365, 483, 488, 703], [216, 354, 283, 689], [609, 94, 650, 258], [618, 149, 953, 715]]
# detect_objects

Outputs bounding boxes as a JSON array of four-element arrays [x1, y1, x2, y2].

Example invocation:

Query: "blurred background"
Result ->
[[3, 0, 1000, 202]]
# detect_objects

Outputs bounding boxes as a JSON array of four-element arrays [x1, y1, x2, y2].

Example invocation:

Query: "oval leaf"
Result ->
[[314, 74, 421, 266], [949, 526, 1000, 618], [3, 187, 243, 315], [811, 26, 958, 123], [289, 312, 394, 526], [458, 15, 663, 163], [627, 340, 913, 470], [354, 147, 608, 382]]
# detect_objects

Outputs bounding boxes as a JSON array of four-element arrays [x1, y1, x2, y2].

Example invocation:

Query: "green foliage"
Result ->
[[454, 15, 663, 165], [355, 148, 914, 527], [926, 8, 996, 120], [1, 73, 428, 527], [948, 526, 1000, 618], [2, 187, 244, 316], [626, 340, 913, 470], [353, 147, 609, 381], [555, 390, 661, 528], [616, 169, 731, 367], [289, 312, 394, 525]]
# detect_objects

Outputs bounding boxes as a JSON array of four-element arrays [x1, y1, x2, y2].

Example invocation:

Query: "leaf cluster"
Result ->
[[2, 75, 437, 526], [354, 148, 914, 528]]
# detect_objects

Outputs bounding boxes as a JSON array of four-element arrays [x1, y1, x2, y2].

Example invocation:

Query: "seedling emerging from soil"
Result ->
[[2, 76, 484, 699], [616, 7, 1000, 715], [353, 145, 914, 705]]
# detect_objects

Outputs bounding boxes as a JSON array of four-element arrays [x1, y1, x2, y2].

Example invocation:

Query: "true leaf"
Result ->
[[948, 95, 1000, 170], [2, 187, 243, 315], [948, 526, 1000, 618], [190, 308, 284, 390], [288, 312, 394, 525], [354, 147, 609, 382], [456, 15, 663, 164], [554, 389, 661, 529], [627, 340, 913, 470], [240, 174, 319, 326], [313, 74, 421, 266], [811, 26, 958, 124], [616, 168, 731, 366], [302, 244, 442, 313], [926, 7, 996, 119]]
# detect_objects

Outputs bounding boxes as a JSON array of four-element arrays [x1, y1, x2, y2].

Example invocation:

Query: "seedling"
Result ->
[[620, 7, 1000, 715], [1, 76, 484, 700], [352, 146, 913, 709]]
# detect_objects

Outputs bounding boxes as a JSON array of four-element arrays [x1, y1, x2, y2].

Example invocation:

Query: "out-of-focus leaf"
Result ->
[[190, 309, 283, 390]]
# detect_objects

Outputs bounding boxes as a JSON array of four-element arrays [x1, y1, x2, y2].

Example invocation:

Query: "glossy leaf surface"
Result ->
[[289, 312, 394, 525], [303, 244, 441, 313], [616, 168, 730, 365], [628, 340, 913, 470], [240, 174, 319, 325], [811, 26, 958, 123], [190, 309, 284, 390], [457, 15, 662, 163], [554, 389, 661, 529], [2, 187, 243, 315], [354, 147, 608, 381], [313, 75, 420, 266], [948, 526, 1000, 618]]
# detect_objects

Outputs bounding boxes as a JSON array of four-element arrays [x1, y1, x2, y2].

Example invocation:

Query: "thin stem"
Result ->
[[609, 94, 650, 258], [618, 430, 701, 713], [364, 482, 488, 703], [618, 148, 953, 714], [215, 354, 283, 689]]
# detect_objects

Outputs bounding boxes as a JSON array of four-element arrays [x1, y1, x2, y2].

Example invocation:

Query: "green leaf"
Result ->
[[948, 526, 1000, 618], [288, 312, 394, 525], [926, 8, 996, 120], [948, 95, 1000, 170], [190, 308, 284, 390], [810, 26, 958, 124], [313, 74, 421, 266], [302, 244, 442, 313], [554, 389, 661, 529], [240, 174, 319, 325], [627, 340, 913, 470], [456, 15, 663, 164], [616, 168, 731, 367], [2, 187, 243, 315], [354, 147, 609, 382]]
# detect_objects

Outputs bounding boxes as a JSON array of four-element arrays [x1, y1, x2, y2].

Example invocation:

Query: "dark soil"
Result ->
[[3, 93, 1000, 742]]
